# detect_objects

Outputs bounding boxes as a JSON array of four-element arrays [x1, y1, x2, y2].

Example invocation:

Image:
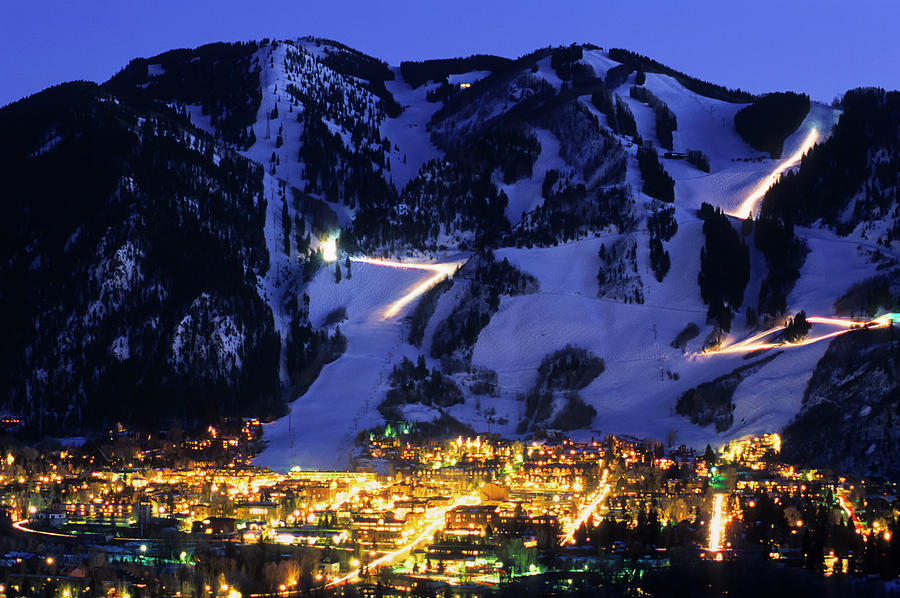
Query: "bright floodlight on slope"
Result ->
[[322, 236, 338, 263]]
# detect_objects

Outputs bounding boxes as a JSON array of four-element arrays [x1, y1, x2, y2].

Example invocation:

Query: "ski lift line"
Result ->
[[534, 289, 709, 316]]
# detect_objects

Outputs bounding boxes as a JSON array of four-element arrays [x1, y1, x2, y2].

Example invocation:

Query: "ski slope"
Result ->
[[256, 260, 440, 469], [252, 44, 877, 470]]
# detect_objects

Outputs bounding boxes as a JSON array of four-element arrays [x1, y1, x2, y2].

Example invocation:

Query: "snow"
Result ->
[[89, 241, 143, 318], [146, 63, 165, 77], [580, 50, 622, 80], [448, 71, 491, 86], [380, 67, 442, 189], [256, 261, 447, 470], [110, 335, 129, 361], [243, 42, 881, 469], [64, 227, 81, 252], [241, 43, 327, 363], [642, 72, 754, 168], [500, 128, 566, 224], [671, 98, 838, 215], [29, 135, 62, 157], [170, 294, 244, 372], [789, 226, 888, 314], [466, 206, 884, 450], [183, 104, 216, 136], [532, 56, 565, 92], [610, 68, 841, 216]]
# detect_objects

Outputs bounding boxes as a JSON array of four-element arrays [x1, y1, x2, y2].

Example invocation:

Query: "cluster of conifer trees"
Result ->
[[637, 144, 675, 202], [608, 48, 755, 103], [629, 85, 678, 150], [734, 92, 810, 158], [697, 203, 750, 331], [379, 355, 465, 420], [105, 41, 262, 147], [430, 252, 538, 368], [648, 207, 677, 282]]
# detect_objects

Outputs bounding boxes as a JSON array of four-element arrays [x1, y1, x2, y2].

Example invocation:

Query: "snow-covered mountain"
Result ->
[[2, 39, 898, 474]]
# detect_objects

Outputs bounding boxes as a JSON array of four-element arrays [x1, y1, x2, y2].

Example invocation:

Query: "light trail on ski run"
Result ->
[[560, 470, 610, 546], [707, 314, 898, 356], [325, 493, 480, 588], [731, 127, 819, 219], [351, 257, 464, 319]]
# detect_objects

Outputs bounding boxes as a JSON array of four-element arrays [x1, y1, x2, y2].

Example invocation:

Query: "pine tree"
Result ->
[[281, 199, 291, 255], [335, 262, 342, 283]]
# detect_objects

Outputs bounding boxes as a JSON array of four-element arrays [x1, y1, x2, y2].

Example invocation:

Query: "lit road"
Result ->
[[837, 494, 865, 534], [731, 128, 819, 219], [325, 493, 480, 588], [560, 470, 610, 546], [708, 493, 726, 552], [13, 519, 72, 538], [707, 314, 897, 356], [351, 257, 465, 319]]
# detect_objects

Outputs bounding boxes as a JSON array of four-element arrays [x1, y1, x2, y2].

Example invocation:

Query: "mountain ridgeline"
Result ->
[[2, 38, 899, 466]]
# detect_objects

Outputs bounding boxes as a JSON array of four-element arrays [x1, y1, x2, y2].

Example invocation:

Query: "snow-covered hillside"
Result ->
[[251, 43, 895, 471], [5, 39, 896, 472]]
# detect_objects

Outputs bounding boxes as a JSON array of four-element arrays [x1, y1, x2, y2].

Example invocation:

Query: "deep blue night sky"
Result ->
[[2, 0, 898, 107]]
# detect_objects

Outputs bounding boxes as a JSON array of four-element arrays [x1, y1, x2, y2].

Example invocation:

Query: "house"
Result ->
[[31, 507, 67, 528]]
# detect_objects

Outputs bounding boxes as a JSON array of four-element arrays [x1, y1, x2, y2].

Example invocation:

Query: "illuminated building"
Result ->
[[445, 505, 500, 535], [234, 501, 279, 522]]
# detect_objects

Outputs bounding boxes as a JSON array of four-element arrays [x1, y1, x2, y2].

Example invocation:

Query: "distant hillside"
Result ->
[[783, 326, 900, 477], [0, 81, 280, 435]]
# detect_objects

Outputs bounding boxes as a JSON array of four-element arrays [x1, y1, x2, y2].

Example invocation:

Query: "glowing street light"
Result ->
[[560, 470, 610, 546], [708, 494, 726, 552]]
